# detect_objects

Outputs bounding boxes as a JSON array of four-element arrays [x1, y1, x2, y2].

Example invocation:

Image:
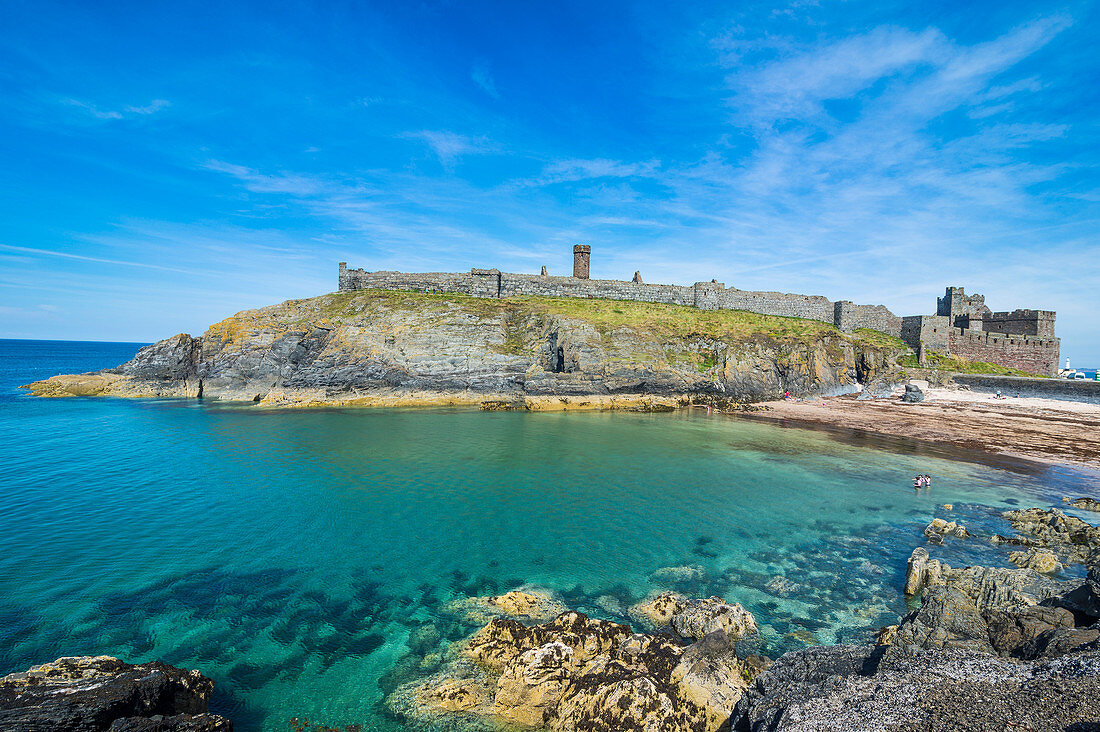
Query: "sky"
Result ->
[[1, 0, 1098, 363]]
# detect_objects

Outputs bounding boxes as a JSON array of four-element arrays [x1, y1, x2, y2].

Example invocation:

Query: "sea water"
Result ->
[[1, 339, 1098, 731]]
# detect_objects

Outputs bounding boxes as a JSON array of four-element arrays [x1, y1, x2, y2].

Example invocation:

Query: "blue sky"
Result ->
[[1, 0, 1098, 363]]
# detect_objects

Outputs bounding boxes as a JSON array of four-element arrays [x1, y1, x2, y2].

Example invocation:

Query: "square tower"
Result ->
[[573, 244, 591, 279]]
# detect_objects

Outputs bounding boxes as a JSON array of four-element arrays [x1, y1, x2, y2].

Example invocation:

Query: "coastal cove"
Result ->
[[3, 340, 1100, 731]]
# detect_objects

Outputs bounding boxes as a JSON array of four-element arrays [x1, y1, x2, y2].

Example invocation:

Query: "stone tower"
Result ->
[[573, 244, 591, 279]]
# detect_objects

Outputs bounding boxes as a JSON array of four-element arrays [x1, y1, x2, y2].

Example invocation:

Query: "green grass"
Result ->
[[269, 289, 908, 353], [898, 351, 1047, 378]]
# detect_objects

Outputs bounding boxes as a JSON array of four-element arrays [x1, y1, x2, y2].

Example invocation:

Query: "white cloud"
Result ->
[[124, 99, 171, 115], [471, 62, 500, 99], [61, 97, 170, 120], [401, 130, 493, 169]]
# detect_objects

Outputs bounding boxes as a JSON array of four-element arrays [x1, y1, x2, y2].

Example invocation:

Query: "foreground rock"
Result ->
[[731, 644, 1100, 731], [0, 656, 231, 731], [390, 608, 760, 732], [735, 558, 1100, 730], [21, 290, 899, 407]]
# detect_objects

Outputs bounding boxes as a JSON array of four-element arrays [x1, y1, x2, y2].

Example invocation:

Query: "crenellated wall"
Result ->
[[947, 328, 1060, 376]]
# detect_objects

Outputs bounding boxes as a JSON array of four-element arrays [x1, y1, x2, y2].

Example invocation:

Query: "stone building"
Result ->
[[901, 287, 1059, 376], [338, 248, 1059, 376]]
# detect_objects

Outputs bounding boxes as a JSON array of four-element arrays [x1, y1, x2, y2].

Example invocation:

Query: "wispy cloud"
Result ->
[[202, 160, 328, 196], [530, 158, 663, 186], [401, 130, 494, 169], [61, 97, 171, 121], [471, 62, 500, 99], [0, 243, 197, 273]]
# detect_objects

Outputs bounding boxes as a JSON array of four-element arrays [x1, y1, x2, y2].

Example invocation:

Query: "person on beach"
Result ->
[[914, 475, 925, 490], [923, 474, 932, 487]]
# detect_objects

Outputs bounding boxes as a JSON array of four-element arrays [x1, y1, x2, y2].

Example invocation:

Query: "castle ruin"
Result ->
[[338, 247, 1059, 376]]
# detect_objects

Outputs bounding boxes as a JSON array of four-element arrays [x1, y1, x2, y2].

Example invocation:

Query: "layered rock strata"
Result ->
[[23, 290, 901, 408]]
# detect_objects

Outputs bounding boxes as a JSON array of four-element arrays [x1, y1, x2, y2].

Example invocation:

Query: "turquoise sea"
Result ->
[[2, 338, 1098, 731]]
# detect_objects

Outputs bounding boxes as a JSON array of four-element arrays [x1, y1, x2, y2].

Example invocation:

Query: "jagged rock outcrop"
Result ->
[[390, 608, 757, 732], [628, 593, 758, 641], [22, 291, 901, 407], [1008, 547, 1062, 574], [923, 517, 970, 541], [732, 558, 1100, 730], [0, 656, 231, 731], [1068, 497, 1100, 513], [903, 547, 1073, 606], [997, 507, 1100, 565]]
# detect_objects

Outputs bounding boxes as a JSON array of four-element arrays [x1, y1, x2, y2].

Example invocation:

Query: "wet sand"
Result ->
[[747, 385, 1100, 471]]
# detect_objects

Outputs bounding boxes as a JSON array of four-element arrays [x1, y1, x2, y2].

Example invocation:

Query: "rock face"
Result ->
[[0, 656, 231, 731], [391, 610, 754, 732], [22, 290, 900, 407], [730, 644, 1100, 732]]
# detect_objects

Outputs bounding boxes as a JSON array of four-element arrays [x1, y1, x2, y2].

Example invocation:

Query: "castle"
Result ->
[[339, 245, 1060, 376]]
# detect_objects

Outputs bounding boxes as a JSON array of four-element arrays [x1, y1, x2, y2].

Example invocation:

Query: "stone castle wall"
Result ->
[[337, 264, 1058, 376], [946, 328, 1060, 376], [982, 309, 1057, 339], [338, 264, 901, 334]]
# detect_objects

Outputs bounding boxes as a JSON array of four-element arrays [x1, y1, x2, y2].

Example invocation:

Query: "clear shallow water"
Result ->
[[2, 339, 1098, 731]]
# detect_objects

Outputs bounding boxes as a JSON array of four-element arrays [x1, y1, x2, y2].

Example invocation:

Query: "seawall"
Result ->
[[953, 374, 1100, 405]]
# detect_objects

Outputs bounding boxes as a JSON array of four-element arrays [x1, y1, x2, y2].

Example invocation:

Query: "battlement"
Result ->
[[338, 245, 1058, 375]]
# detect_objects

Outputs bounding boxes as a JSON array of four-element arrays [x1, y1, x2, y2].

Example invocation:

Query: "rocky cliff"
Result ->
[[24, 290, 904, 408]]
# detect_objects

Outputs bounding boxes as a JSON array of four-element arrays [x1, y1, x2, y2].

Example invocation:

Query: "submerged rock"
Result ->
[[629, 593, 757, 642], [651, 565, 706, 583], [0, 656, 231, 731], [444, 588, 569, 625]]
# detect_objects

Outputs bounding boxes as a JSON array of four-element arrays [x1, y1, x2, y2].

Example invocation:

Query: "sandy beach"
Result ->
[[749, 384, 1100, 471]]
